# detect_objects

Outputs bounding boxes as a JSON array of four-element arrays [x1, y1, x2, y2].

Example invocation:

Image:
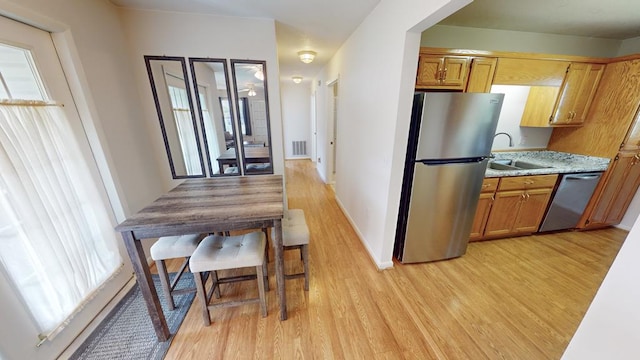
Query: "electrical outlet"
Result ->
[[519, 136, 527, 145]]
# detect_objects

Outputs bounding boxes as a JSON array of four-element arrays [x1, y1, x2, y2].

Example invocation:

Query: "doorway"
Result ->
[[328, 80, 339, 186]]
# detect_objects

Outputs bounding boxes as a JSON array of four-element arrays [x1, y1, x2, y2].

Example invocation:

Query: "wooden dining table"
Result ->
[[115, 175, 286, 342]]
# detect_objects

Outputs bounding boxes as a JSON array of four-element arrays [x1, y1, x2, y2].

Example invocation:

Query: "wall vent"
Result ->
[[292, 140, 307, 156]]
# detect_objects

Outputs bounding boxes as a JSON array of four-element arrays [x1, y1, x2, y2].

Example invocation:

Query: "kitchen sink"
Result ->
[[488, 159, 552, 171]]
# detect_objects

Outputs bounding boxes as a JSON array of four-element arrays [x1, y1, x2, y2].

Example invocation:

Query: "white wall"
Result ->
[[0, 1, 163, 359], [490, 85, 553, 150], [118, 8, 285, 191], [561, 217, 638, 359], [312, 0, 471, 268], [280, 80, 312, 159], [618, 36, 640, 56], [421, 25, 622, 58]]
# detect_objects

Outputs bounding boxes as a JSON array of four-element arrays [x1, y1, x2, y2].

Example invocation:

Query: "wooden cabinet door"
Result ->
[[469, 192, 494, 241], [551, 63, 584, 125], [416, 55, 469, 90], [466, 57, 497, 93], [620, 106, 640, 152], [550, 63, 604, 126], [520, 86, 561, 127], [512, 188, 553, 233], [441, 57, 469, 88], [416, 55, 443, 87], [571, 63, 605, 124], [483, 190, 523, 237], [589, 152, 640, 225]]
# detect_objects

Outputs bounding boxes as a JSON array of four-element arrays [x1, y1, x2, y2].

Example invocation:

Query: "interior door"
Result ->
[[0, 16, 131, 360]]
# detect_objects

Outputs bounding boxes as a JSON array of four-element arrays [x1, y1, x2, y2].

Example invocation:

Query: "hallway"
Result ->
[[165, 159, 626, 359]]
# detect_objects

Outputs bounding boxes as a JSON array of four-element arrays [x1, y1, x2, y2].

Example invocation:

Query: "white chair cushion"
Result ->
[[273, 223, 310, 247], [189, 232, 265, 273], [150, 234, 203, 260], [285, 209, 307, 226]]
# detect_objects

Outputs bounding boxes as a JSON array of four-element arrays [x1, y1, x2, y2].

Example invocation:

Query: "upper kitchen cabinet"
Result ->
[[466, 57, 497, 93], [620, 105, 640, 152], [493, 58, 569, 86], [549, 63, 604, 126], [416, 55, 469, 90], [548, 59, 640, 159], [501, 60, 605, 128]]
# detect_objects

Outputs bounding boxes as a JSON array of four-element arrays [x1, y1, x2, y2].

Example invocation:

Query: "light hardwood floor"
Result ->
[[163, 159, 626, 359]]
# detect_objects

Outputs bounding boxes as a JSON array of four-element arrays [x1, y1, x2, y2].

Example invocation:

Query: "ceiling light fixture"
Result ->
[[254, 69, 264, 81], [292, 76, 303, 84], [247, 88, 257, 97], [297, 50, 317, 64]]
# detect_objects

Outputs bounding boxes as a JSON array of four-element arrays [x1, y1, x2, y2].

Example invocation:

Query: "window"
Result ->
[[167, 85, 201, 175], [0, 41, 122, 340]]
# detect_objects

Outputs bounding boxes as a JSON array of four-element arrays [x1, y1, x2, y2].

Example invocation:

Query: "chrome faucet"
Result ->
[[494, 132, 513, 147]]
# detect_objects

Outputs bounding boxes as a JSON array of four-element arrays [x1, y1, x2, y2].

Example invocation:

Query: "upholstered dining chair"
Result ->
[[189, 231, 268, 325], [150, 234, 205, 310], [272, 209, 310, 291]]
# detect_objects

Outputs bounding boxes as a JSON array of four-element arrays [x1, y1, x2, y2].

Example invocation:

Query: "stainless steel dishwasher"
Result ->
[[539, 172, 603, 232]]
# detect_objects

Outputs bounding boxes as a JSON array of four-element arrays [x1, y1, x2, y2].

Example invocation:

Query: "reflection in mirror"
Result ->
[[144, 56, 205, 178], [231, 60, 273, 175], [189, 58, 240, 176]]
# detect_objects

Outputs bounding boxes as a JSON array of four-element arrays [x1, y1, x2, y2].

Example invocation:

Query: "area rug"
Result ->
[[69, 273, 195, 360]]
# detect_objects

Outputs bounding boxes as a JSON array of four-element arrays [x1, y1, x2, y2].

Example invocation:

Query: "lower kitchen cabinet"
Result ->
[[474, 174, 558, 239], [469, 178, 499, 241], [586, 151, 640, 227]]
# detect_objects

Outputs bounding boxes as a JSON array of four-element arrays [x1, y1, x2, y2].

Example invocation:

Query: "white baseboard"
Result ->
[[284, 156, 311, 160], [333, 196, 394, 270], [614, 223, 632, 231]]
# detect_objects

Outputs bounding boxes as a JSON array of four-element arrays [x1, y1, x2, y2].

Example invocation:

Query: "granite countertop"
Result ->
[[484, 150, 610, 178]]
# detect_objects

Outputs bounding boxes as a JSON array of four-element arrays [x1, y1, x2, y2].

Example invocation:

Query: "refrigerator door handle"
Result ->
[[565, 175, 601, 180], [418, 157, 487, 165]]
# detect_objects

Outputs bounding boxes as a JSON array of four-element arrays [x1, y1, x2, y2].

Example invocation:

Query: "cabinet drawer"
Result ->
[[498, 174, 558, 191], [480, 178, 499, 192]]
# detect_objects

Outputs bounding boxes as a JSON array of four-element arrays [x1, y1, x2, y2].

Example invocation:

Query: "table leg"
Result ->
[[272, 219, 288, 320], [122, 231, 170, 341], [218, 161, 224, 175]]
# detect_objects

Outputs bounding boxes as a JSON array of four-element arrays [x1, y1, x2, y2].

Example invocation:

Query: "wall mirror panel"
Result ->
[[231, 60, 274, 174], [189, 58, 241, 176], [144, 55, 205, 178]]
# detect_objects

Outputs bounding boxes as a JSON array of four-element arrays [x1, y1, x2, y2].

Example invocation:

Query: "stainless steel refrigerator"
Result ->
[[394, 92, 504, 263]]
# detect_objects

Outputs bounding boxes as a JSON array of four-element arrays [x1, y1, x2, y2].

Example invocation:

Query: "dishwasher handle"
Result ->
[[565, 174, 601, 181]]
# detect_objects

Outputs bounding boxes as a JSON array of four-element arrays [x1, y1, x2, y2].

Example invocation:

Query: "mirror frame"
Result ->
[[144, 55, 205, 179], [189, 57, 241, 177], [230, 59, 274, 175]]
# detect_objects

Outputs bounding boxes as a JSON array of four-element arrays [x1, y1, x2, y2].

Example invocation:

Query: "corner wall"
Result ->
[[280, 80, 312, 159], [312, 0, 471, 268]]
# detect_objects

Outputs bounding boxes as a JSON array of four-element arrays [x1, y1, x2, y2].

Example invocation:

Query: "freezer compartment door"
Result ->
[[399, 159, 487, 263], [415, 92, 504, 160]]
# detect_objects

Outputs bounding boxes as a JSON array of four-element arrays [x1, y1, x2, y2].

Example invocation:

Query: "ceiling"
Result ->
[[108, 0, 381, 83], [110, 0, 640, 84], [439, 0, 640, 40]]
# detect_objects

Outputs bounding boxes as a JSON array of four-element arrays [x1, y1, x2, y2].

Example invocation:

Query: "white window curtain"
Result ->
[[198, 90, 221, 163], [168, 86, 200, 175], [0, 103, 122, 338]]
